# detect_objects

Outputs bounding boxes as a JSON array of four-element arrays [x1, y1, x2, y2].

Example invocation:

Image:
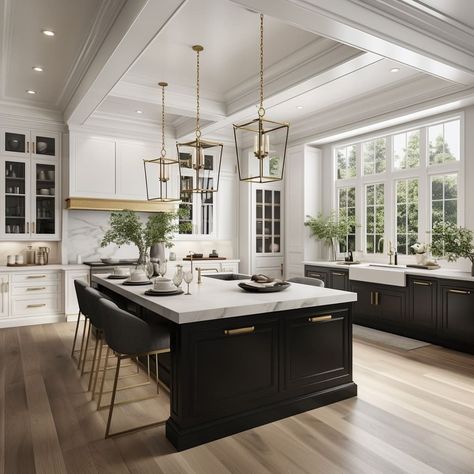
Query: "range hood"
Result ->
[[65, 197, 179, 213]]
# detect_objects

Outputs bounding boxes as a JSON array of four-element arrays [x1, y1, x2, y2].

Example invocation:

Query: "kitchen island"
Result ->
[[93, 274, 358, 450]]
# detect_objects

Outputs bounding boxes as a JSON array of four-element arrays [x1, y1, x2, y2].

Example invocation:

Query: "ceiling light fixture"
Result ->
[[143, 82, 180, 202], [390, 67, 400, 73], [26, 90, 36, 94], [42, 29, 55, 37], [176, 45, 223, 194], [233, 14, 289, 183], [136, 110, 143, 114], [32, 66, 43, 72], [296, 106, 304, 110]]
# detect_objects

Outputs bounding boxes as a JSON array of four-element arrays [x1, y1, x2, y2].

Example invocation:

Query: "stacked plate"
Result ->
[[145, 288, 183, 296]]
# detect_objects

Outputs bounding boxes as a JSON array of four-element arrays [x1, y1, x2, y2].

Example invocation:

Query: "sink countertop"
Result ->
[[303, 261, 474, 283], [93, 274, 357, 324]]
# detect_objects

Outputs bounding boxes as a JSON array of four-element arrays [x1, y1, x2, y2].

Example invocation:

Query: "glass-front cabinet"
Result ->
[[255, 188, 281, 254], [1, 128, 58, 159], [0, 157, 59, 240]]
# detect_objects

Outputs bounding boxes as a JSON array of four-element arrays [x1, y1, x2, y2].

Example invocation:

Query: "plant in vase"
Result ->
[[411, 242, 430, 265], [304, 211, 357, 261], [430, 222, 474, 275]]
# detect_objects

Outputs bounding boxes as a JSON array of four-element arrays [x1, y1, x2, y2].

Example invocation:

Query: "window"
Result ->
[[337, 187, 356, 252], [428, 120, 460, 165], [365, 183, 384, 254], [336, 145, 356, 179], [431, 174, 458, 228], [393, 130, 420, 170], [363, 138, 386, 175], [396, 178, 419, 254], [333, 116, 462, 257]]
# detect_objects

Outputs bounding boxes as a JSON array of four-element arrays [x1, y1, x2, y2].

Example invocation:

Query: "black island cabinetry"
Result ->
[[305, 265, 474, 354]]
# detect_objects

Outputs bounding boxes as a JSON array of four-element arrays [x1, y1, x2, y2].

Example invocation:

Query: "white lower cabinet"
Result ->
[[0, 274, 9, 318], [64, 269, 89, 316]]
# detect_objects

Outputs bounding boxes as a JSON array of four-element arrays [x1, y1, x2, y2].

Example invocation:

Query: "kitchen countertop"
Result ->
[[303, 261, 474, 283], [93, 273, 357, 324], [0, 264, 89, 272]]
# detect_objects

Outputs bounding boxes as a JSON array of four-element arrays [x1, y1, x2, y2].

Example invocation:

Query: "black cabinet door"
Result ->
[[407, 277, 437, 329], [440, 285, 474, 345], [378, 288, 406, 323], [330, 270, 349, 290], [305, 266, 329, 286], [284, 308, 351, 392], [184, 318, 279, 419], [350, 281, 378, 320]]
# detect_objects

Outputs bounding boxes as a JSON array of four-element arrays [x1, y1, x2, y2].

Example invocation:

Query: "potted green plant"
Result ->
[[304, 211, 356, 261], [101, 209, 190, 266], [431, 222, 474, 276]]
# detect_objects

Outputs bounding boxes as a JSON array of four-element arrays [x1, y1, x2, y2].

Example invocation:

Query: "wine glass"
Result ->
[[183, 271, 193, 295], [173, 266, 183, 289], [145, 260, 155, 280], [158, 261, 167, 278]]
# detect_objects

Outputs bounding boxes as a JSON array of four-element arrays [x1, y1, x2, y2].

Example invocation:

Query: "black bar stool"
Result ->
[[72, 279, 91, 370], [97, 298, 171, 438], [288, 276, 325, 287]]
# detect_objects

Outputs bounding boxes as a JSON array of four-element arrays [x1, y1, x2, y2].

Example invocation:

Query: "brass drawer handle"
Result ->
[[448, 289, 471, 295], [308, 272, 322, 278], [375, 292, 380, 305], [414, 281, 432, 286], [224, 326, 255, 336], [26, 287, 46, 291], [332, 272, 346, 276], [308, 315, 332, 323], [27, 275, 46, 279], [27, 303, 47, 308]]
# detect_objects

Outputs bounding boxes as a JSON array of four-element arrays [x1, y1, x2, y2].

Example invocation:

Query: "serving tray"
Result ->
[[238, 282, 290, 293]]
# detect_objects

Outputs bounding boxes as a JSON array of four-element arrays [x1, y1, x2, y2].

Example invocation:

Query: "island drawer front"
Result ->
[[182, 318, 279, 419], [283, 307, 351, 392]]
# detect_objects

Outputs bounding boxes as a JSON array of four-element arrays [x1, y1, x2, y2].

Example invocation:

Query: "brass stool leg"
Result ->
[[81, 320, 92, 375], [71, 310, 82, 358], [156, 353, 159, 394], [105, 355, 122, 438], [88, 330, 100, 391], [77, 316, 88, 369], [92, 336, 104, 399], [97, 346, 111, 410]]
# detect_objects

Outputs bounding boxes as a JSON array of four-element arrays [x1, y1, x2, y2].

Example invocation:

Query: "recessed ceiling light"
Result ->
[[26, 90, 36, 94], [32, 66, 43, 72], [136, 110, 143, 114], [42, 29, 55, 37], [390, 67, 400, 73], [296, 105, 304, 110]]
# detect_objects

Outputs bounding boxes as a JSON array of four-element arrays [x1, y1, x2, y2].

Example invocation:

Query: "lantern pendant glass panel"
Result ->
[[233, 117, 289, 183]]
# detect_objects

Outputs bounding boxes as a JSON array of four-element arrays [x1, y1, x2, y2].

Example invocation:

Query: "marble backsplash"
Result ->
[[64, 210, 235, 263]]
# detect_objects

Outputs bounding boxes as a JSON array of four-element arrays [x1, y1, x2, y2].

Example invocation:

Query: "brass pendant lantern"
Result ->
[[177, 45, 223, 194], [144, 82, 180, 202], [233, 14, 289, 183]]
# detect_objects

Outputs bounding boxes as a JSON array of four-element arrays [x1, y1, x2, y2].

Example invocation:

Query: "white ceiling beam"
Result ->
[[176, 51, 381, 140], [64, 0, 187, 125], [109, 81, 226, 122], [228, 0, 474, 85]]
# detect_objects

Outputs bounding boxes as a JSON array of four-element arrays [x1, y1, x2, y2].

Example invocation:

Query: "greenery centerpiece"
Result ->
[[431, 222, 474, 275], [101, 209, 190, 266], [304, 211, 356, 261]]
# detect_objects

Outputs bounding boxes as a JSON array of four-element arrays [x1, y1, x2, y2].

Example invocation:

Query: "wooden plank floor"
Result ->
[[0, 322, 473, 474]]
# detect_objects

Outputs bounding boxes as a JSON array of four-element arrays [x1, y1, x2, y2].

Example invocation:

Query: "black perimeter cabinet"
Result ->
[[305, 265, 474, 354]]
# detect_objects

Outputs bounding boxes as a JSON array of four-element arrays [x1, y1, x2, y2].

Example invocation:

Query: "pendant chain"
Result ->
[[161, 84, 166, 157], [196, 48, 201, 137], [260, 13, 264, 110]]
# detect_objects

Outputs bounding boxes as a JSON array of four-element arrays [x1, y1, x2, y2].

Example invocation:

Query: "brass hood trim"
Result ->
[[65, 197, 179, 212]]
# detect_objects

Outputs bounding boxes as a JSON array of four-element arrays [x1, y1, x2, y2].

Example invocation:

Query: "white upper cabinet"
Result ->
[[71, 135, 116, 197]]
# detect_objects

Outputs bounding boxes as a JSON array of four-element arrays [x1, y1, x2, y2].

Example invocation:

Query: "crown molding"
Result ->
[[0, 99, 65, 129]]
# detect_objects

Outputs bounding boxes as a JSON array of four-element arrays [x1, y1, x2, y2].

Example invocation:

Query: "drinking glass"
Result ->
[[173, 266, 183, 288], [183, 271, 193, 295], [158, 261, 167, 278]]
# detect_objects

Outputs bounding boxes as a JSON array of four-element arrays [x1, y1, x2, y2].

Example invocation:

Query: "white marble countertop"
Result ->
[[0, 264, 89, 272], [93, 274, 357, 325], [303, 261, 474, 283]]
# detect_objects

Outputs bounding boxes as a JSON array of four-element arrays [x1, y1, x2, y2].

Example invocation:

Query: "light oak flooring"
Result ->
[[0, 322, 473, 474]]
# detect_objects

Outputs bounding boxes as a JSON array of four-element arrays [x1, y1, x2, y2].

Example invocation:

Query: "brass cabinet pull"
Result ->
[[224, 326, 255, 336], [27, 275, 46, 279], [26, 287, 46, 291], [414, 281, 432, 286], [375, 292, 380, 305], [370, 291, 374, 305], [308, 315, 332, 323], [27, 222, 29, 233], [332, 272, 345, 276], [32, 142, 36, 154], [27, 303, 46, 308], [448, 289, 471, 295], [27, 141, 30, 153], [32, 222, 35, 233], [308, 272, 322, 278]]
